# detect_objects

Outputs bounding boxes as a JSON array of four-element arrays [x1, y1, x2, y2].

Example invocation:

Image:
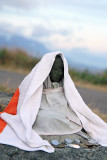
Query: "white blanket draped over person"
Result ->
[[0, 51, 107, 153]]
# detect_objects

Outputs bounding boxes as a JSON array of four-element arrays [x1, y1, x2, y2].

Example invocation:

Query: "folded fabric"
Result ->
[[0, 51, 107, 153]]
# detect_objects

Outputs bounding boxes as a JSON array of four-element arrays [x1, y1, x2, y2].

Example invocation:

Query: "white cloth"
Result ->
[[0, 51, 107, 153], [33, 76, 82, 135]]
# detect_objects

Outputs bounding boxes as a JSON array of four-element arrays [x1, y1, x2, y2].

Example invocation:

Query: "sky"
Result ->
[[0, 0, 107, 69]]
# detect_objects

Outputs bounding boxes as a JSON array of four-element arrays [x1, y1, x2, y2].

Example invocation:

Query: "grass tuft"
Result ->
[[0, 48, 40, 73], [0, 104, 5, 112], [0, 85, 15, 93]]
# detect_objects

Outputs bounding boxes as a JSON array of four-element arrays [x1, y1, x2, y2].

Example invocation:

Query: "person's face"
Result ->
[[49, 55, 64, 82]]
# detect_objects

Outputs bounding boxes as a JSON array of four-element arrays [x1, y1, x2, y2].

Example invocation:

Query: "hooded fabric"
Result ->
[[0, 51, 107, 153]]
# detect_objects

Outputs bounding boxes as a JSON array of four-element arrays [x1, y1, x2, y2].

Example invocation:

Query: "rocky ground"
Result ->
[[0, 92, 107, 160], [0, 143, 107, 160]]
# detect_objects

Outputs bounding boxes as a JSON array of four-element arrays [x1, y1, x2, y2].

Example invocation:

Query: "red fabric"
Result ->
[[0, 88, 19, 133]]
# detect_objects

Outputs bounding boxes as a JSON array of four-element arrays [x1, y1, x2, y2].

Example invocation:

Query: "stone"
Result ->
[[55, 143, 65, 148], [49, 55, 64, 82], [74, 139, 81, 144], [64, 138, 72, 144], [6, 148, 19, 156], [67, 143, 80, 149], [51, 140, 59, 146]]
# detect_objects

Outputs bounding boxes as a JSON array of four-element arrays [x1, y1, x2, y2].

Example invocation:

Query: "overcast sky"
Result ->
[[0, 0, 107, 68]]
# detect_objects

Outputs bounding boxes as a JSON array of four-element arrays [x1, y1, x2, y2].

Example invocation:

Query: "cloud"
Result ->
[[0, 0, 107, 54], [0, 21, 33, 38], [0, 22, 14, 34], [0, 0, 49, 10], [0, 0, 37, 10], [32, 24, 70, 39], [31, 23, 73, 51], [0, 0, 39, 9], [59, 0, 107, 8], [0, 21, 73, 52], [1, 0, 106, 11], [32, 25, 50, 38]]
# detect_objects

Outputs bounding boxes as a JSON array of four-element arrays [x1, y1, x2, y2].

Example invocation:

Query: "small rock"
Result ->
[[6, 148, 19, 156], [74, 139, 80, 144], [67, 143, 80, 149], [51, 140, 59, 146], [64, 138, 72, 144], [55, 143, 65, 148], [83, 148, 91, 152]]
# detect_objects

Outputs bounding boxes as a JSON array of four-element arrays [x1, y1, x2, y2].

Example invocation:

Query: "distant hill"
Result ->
[[67, 58, 103, 74], [0, 34, 49, 58], [65, 48, 107, 72], [0, 34, 106, 72]]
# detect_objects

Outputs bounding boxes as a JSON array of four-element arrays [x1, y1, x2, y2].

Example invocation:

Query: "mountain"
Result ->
[[65, 48, 107, 72], [67, 59, 103, 73], [0, 34, 106, 72], [0, 34, 49, 58]]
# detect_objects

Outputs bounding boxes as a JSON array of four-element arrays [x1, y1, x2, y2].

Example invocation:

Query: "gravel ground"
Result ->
[[0, 143, 107, 160], [0, 69, 107, 113]]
